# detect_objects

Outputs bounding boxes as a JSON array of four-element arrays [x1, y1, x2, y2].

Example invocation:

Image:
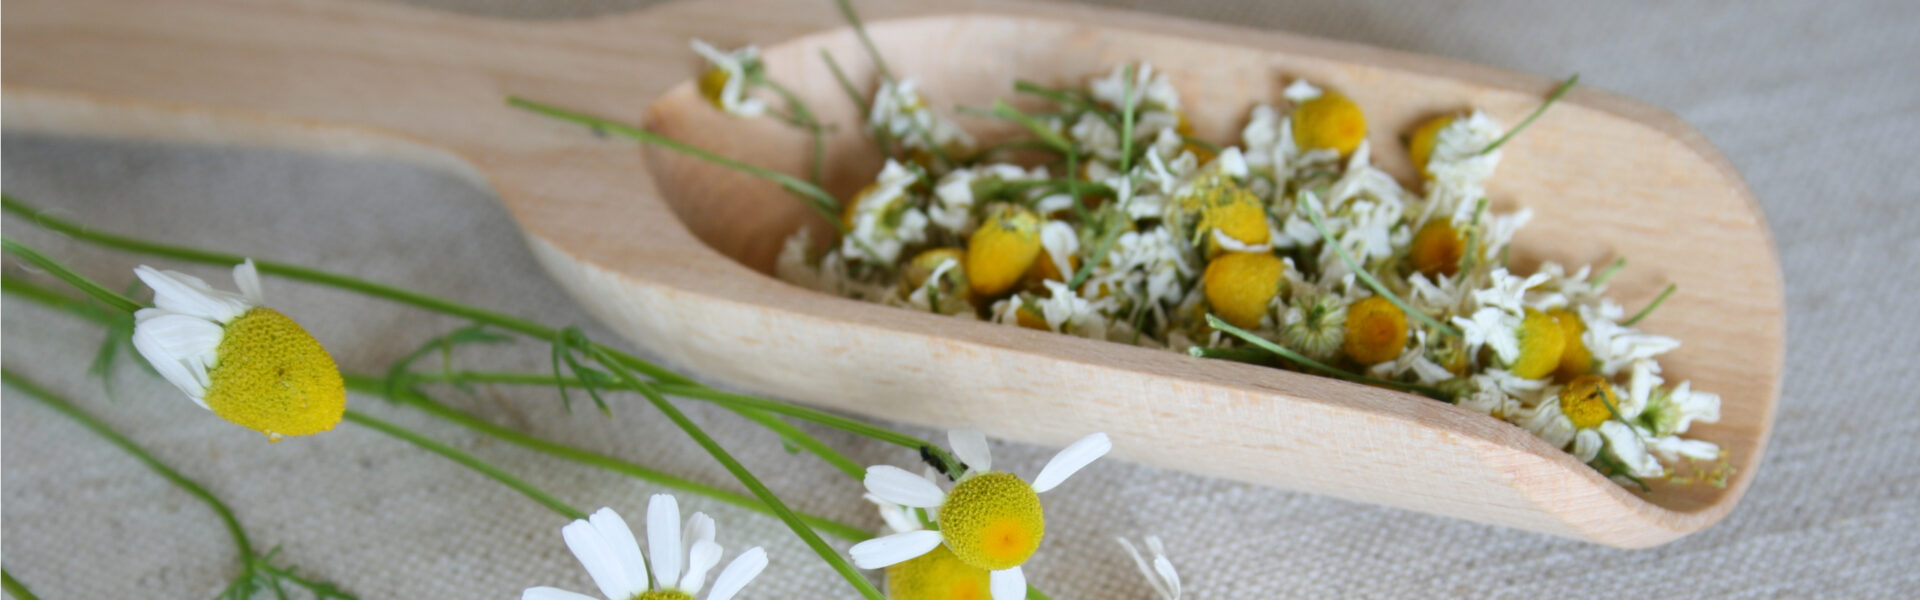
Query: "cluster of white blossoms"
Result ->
[[776, 63, 1726, 488]]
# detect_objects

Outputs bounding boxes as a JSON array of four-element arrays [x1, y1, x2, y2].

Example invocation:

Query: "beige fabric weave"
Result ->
[[5, 0, 1918, 597]]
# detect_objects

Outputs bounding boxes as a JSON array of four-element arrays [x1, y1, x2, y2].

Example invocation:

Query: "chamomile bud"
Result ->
[[967, 205, 1043, 298], [1292, 91, 1367, 157], [1342, 296, 1407, 366], [1407, 219, 1466, 278], [1406, 114, 1456, 180], [130, 260, 344, 441], [1282, 293, 1347, 362], [1202, 252, 1284, 330], [1509, 309, 1567, 380], [1559, 375, 1619, 430]]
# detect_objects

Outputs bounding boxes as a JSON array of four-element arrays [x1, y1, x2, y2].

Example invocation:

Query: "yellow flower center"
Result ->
[[1342, 296, 1408, 366], [1203, 252, 1284, 329], [966, 206, 1042, 299], [698, 67, 731, 109], [1509, 308, 1567, 379], [635, 591, 695, 600], [886, 544, 993, 600], [937, 472, 1044, 571], [1407, 220, 1465, 278], [1559, 375, 1618, 430], [1406, 114, 1455, 180], [203, 307, 345, 441], [1186, 178, 1269, 258], [1549, 309, 1593, 381], [1292, 92, 1368, 157]]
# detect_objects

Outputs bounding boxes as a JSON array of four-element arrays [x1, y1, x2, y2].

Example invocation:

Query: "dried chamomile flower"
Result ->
[[1405, 114, 1456, 180], [523, 496, 767, 600], [1291, 91, 1367, 157], [1202, 252, 1284, 330], [967, 205, 1044, 298], [689, 39, 767, 118], [1407, 219, 1466, 278], [1549, 308, 1595, 381], [1342, 296, 1408, 366], [853, 429, 1112, 600], [130, 260, 343, 441], [1508, 308, 1567, 379]]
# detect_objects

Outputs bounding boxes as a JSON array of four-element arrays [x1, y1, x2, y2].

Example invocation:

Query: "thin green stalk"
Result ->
[[1118, 63, 1138, 175], [968, 101, 1073, 154], [342, 409, 586, 520], [584, 347, 885, 600], [1067, 218, 1124, 291], [835, 0, 894, 84], [757, 78, 828, 186], [1204, 315, 1449, 399], [1298, 196, 1461, 337], [1, 569, 40, 600], [2, 196, 696, 388], [1186, 345, 1276, 365], [341, 375, 872, 541], [731, 408, 867, 480], [1, 238, 142, 313], [1480, 74, 1578, 155], [821, 49, 871, 116], [1591, 257, 1628, 287], [2, 369, 256, 561], [504, 98, 843, 227], [2, 277, 116, 321], [1621, 283, 1677, 327]]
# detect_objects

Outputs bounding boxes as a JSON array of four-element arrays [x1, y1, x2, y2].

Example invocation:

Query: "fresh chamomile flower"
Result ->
[[1343, 296, 1408, 366], [967, 204, 1044, 298], [689, 39, 767, 118], [853, 429, 1113, 600], [1117, 536, 1181, 600], [1202, 252, 1284, 330], [130, 260, 344, 441], [524, 496, 767, 600]]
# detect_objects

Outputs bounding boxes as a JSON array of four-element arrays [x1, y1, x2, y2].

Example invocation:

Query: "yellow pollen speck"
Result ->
[[636, 591, 696, 600], [1342, 296, 1407, 366], [1559, 375, 1618, 430], [1203, 252, 1284, 330], [1510, 308, 1567, 379], [203, 307, 344, 440], [966, 206, 1042, 299], [1292, 92, 1368, 157], [937, 472, 1044, 571], [698, 67, 731, 110], [1407, 114, 1456, 180], [886, 545, 992, 600], [1407, 220, 1465, 278]]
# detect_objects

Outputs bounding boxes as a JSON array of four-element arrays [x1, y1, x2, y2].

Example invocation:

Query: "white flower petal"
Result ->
[[849, 530, 942, 569], [949, 428, 993, 474], [647, 494, 683, 590], [129, 309, 222, 404], [232, 259, 264, 306], [682, 512, 716, 556], [520, 586, 601, 600], [864, 465, 947, 508], [866, 493, 923, 534], [990, 566, 1027, 600], [705, 546, 767, 600], [1032, 433, 1111, 493], [587, 507, 649, 595], [1572, 429, 1602, 463], [1601, 421, 1664, 477], [679, 539, 722, 593], [562, 515, 636, 600], [134, 265, 251, 322]]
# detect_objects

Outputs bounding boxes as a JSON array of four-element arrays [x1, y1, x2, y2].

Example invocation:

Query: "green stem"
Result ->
[[1591, 257, 1628, 287], [821, 49, 871, 116], [341, 409, 586, 520], [2, 277, 117, 321], [730, 407, 867, 480], [1204, 315, 1449, 399], [341, 375, 872, 542], [1, 238, 143, 313], [1621, 283, 1677, 327], [585, 348, 885, 600], [1298, 196, 1461, 337], [835, 0, 894, 84], [1066, 214, 1124, 291], [1186, 345, 1275, 366], [1480, 74, 1579, 155], [2, 195, 697, 389], [757, 78, 828, 186], [2, 369, 256, 561], [1, 569, 40, 600], [1118, 63, 1138, 175]]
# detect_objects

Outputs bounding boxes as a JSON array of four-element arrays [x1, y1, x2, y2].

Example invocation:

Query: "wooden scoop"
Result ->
[[2, 0, 1782, 548]]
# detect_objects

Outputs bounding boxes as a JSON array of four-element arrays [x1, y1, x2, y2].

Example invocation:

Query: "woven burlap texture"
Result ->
[[5, 0, 1918, 597]]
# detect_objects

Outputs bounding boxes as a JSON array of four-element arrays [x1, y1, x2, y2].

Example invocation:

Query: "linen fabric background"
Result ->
[[4, 0, 1917, 597]]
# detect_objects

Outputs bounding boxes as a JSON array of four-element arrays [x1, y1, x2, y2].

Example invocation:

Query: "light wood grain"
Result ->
[[1, 0, 1782, 548]]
